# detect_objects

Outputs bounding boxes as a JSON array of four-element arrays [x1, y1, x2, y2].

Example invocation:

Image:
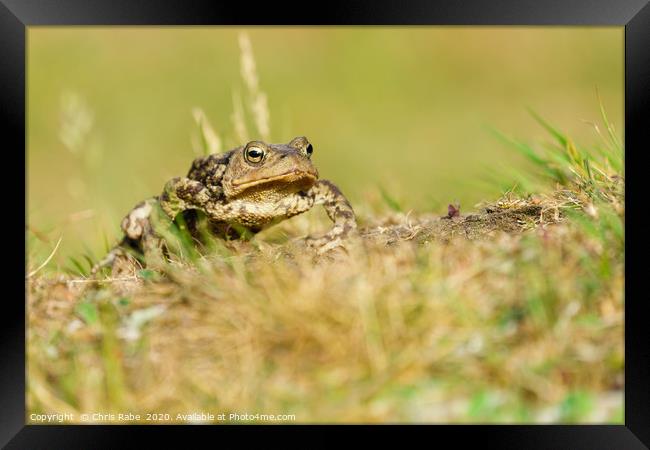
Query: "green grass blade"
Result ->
[[378, 185, 403, 212], [596, 88, 622, 154], [488, 126, 545, 166], [527, 108, 568, 147], [67, 256, 89, 277], [488, 126, 567, 184]]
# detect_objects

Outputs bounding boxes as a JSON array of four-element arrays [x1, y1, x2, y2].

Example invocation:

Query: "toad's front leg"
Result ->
[[280, 179, 357, 251], [310, 179, 357, 239]]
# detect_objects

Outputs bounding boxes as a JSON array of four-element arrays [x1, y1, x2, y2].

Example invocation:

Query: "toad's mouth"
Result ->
[[232, 170, 318, 190]]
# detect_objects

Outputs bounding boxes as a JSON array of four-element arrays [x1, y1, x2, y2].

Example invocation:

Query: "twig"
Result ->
[[67, 276, 140, 284]]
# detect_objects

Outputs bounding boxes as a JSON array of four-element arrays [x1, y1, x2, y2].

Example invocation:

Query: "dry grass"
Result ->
[[26, 184, 624, 423]]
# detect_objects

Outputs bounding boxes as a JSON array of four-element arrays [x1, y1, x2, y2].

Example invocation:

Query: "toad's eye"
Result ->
[[305, 144, 313, 157], [245, 146, 265, 164]]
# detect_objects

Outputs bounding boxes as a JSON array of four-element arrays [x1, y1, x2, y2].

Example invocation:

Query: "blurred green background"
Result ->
[[27, 27, 623, 264]]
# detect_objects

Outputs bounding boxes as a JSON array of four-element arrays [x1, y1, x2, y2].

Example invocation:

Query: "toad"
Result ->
[[93, 136, 357, 274]]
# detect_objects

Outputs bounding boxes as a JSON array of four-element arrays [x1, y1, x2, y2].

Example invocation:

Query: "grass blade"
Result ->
[[527, 108, 568, 147], [378, 185, 403, 212]]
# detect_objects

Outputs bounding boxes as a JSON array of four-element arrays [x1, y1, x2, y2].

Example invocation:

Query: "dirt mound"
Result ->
[[360, 200, 562, 247]]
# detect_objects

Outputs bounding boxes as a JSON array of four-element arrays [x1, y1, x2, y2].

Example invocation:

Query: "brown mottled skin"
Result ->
[[93, 136, 357, 274]]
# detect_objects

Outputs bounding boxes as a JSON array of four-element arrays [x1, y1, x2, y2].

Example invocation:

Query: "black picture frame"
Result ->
[[4, 0, 649, 447]]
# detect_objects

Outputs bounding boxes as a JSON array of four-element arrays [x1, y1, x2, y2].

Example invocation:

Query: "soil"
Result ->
[[359, 203, 561, 246]]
